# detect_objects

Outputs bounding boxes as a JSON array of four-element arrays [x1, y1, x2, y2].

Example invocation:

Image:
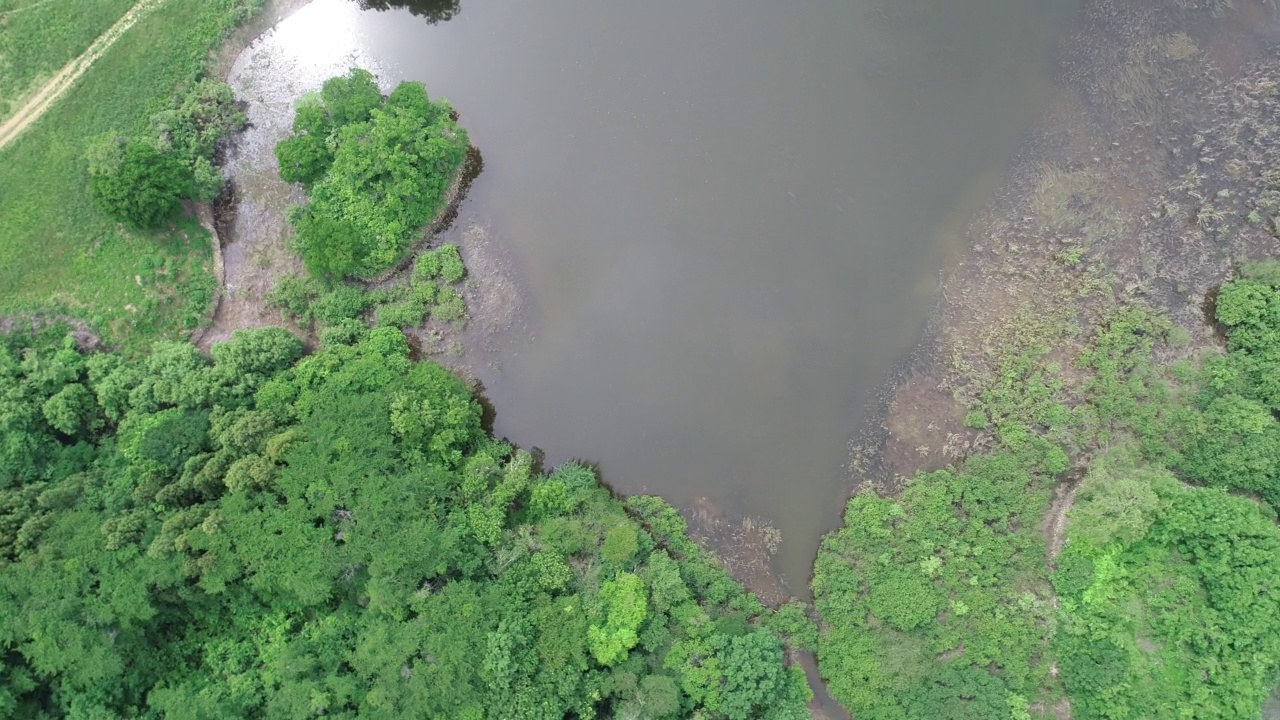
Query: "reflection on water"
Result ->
[[355, 0, 458, 24]]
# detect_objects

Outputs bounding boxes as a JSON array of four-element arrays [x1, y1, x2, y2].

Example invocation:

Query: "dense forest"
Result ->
[[0, 323, 813, 718]]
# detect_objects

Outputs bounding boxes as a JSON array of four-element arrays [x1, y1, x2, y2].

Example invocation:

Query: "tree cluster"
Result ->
[[0, 323, 811, 719], [275, 69, 469, 279], [1054, 448, 1280, 720], [356, 0, 460, 24], [812, 451, 1056, 720], [87, 79, 244, 229]]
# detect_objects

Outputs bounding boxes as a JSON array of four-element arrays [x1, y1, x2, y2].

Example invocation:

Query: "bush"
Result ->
[[432, 286, 466, 323], [87, 80, 245, 228], [266, 274, 320, 321], [310, 284, 369, 325], [375, 297, 429, 328], [414, 253, 442, 283], [318, 318, 368, 347], [437, 244, 466, 283]]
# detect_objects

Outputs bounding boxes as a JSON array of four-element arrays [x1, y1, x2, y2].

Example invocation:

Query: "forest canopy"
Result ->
[[0, 323, 811, 719]]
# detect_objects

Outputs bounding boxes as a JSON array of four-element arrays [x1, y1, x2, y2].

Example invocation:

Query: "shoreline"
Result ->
[[818, 2, 1280, 711], [196, 2, 510, 355], [844, 0, 1280, 494]]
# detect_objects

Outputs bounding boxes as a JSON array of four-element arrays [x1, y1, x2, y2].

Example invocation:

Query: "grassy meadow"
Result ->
[[0, 0, 259, 353], [0, 0, 137, 121]]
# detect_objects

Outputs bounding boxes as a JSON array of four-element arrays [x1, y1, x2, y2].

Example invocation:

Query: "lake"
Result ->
[[227, 0, 1083, 598]]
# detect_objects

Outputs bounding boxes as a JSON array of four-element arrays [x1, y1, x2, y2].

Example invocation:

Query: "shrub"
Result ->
[[414, 248, 443, 282], [310, 284, 370, 325], [375, 298, 429, 328], [437, 244, 466, 283], [432, 286, 466, 323], [266, 274, 320, 321], [87, 80, 245, 228]]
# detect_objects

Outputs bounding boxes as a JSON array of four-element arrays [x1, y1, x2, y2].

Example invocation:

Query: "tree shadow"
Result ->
[[354, 0, 460, 25]]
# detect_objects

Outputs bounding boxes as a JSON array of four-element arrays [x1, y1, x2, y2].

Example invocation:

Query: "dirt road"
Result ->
[[0, 0, 163, 151]]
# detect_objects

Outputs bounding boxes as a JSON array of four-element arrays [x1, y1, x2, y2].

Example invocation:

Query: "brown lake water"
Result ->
[[228, 0, 1083, 597]]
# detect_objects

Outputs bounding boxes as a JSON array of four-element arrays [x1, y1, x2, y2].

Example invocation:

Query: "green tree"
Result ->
[[602, 522, 639, 565], [319, 68, 382, 126], [87, 80, 244, 227], [1068, 459, 1168, 547], [903, 666, 1012, 720], [41, 384, 101, 437], [274, 132, 332, 186], [589, 572, 648, 666], [277, 71, 469, 279], [87, 136, 191, 228]]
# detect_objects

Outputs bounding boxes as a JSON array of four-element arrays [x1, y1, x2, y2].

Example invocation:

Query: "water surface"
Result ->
[[235, 0, 1082, 593]]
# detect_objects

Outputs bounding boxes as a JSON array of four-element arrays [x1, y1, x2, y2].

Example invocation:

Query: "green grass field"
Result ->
[[0, 0, 259, 353], [0, 0, 137, 121]]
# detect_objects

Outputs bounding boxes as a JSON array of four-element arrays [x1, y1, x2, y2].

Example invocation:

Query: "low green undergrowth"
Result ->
[[814, 265, 1280, 719], [0, 0, 136, 121], [268, 243, 470, 338]]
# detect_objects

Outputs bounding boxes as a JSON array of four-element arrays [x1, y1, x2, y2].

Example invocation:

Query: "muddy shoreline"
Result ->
[[198, 1, 527, 356], [848, 0, 1280, 492]]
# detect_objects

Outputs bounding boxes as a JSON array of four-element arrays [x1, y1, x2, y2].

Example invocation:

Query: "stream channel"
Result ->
[[221, 0, 1084, 606]]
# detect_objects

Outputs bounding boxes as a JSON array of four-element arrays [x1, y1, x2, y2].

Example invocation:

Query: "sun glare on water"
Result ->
[[271, 0, 375, 72]]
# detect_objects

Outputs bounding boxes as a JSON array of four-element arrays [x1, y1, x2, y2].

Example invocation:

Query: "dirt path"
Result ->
[[0, 0, 163, 151], [1044, 477, 1081, 565]]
